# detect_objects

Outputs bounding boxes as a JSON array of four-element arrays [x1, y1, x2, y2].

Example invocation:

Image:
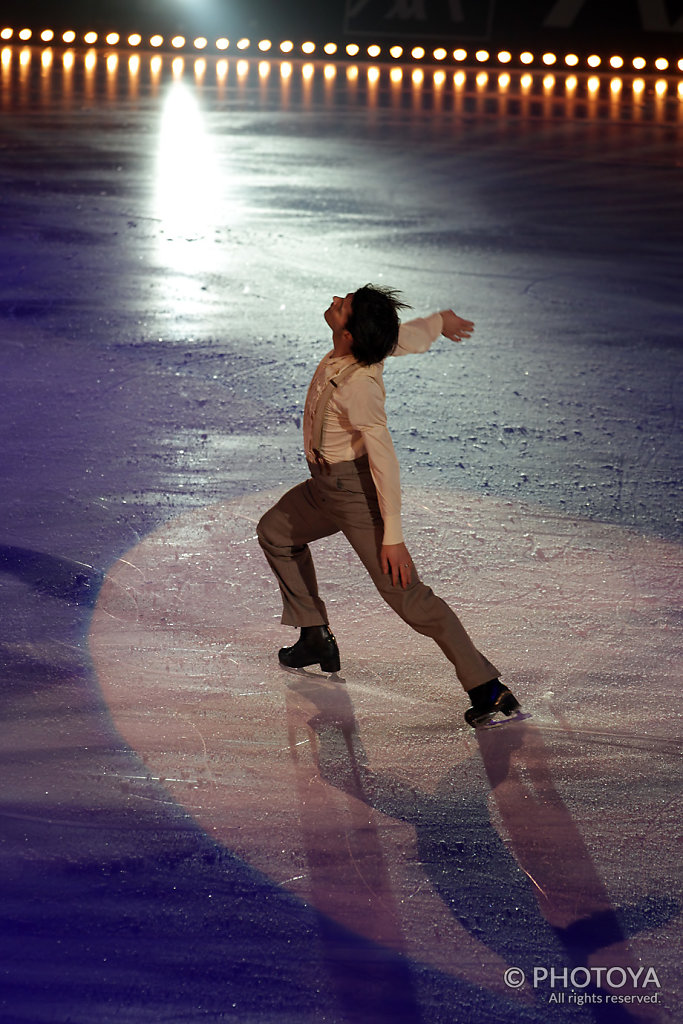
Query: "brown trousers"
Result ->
[[256, 455, 499, 692]]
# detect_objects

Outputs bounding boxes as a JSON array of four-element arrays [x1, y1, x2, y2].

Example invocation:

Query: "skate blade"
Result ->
[[278, 662, 342, 679], [470, 709, 531, 729]]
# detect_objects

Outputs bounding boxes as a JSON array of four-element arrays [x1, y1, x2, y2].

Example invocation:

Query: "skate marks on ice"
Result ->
[[89, 488, 681, 1017]]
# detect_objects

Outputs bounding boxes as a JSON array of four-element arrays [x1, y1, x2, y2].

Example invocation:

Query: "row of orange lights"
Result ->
[[5, 45, 680, 100], [1, 27, 681, 73]]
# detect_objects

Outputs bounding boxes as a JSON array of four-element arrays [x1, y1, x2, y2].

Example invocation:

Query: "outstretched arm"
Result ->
[[394, 309, 474, 355]]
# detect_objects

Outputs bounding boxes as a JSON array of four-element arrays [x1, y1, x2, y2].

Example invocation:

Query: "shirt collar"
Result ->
[[325, 350, 356, 368]]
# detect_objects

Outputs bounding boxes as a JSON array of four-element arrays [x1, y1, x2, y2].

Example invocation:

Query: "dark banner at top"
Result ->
[[344, 0, 683, 47], [344, 0, 495, 39], [16, 0, 683, 54]]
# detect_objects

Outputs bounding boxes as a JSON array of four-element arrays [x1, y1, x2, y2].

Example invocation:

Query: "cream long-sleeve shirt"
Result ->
[[303, 312, 444, 545]]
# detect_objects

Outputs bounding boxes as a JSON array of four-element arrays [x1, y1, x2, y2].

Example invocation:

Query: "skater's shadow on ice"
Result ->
[[284, 677, 678, 1020], [0, 544, 103, 606]]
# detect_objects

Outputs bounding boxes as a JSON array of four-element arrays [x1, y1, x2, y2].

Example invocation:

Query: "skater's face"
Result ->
[[324, 292, 354, 337]]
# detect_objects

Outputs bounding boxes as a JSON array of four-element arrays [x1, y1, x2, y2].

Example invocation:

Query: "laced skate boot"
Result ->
[[278, 625, 341, 673], [464, 678, 521, 727]]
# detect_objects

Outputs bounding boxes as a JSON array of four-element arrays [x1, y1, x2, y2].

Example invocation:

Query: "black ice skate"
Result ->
[[278, 624, 341, 673], [464, 678, 521, 728]]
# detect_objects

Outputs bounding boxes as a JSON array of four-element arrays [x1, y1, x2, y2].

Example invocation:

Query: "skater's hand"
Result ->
[[440, 310, 474, 343], [381, 543, 413, 589]]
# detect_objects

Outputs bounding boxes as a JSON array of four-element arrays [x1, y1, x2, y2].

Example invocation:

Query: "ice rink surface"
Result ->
[[1, 48, 681, 1023]]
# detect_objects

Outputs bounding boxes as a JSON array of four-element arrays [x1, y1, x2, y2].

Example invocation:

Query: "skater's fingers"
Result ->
[[440, 310, 475, 342], [387, 553, 401, 587], [381, 543, 411, 587], [399, 563, 412, 589]]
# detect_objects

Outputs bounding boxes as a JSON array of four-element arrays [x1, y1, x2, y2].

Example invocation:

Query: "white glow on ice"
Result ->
[[153, 81, 231, 282]]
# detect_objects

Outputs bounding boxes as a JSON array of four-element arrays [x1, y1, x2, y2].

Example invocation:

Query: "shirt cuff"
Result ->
[[382, 513, 404, 546], [394, 312, 444, 354], [424, 311, 444, 338]]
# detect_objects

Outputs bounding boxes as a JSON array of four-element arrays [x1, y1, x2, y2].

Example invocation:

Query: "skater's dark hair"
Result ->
[[346, 284, 411, 366]]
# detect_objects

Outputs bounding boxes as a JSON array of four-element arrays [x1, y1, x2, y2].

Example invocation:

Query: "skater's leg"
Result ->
[[317, 457, 499, 691], [345, 519, 499, 690], [257, 479, 339, 627]]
